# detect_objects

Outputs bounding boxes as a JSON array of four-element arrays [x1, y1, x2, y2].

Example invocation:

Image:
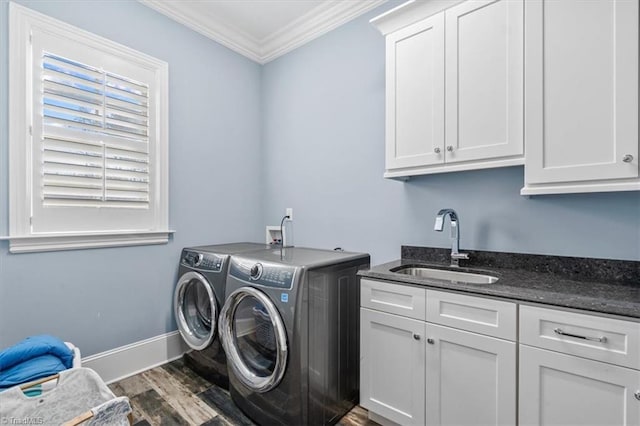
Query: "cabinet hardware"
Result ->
[[446, 145, 454, 152], [553, 328, 607, 343], [635, 391, 640, 401], [413, 333, 421, 340], [434, 147, 441, 154], [623, 154, 634, 163], [427, 338, 435, 344]]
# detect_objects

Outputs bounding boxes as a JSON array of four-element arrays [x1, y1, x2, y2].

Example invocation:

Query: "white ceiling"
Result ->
[[140, 0, 387, 64]]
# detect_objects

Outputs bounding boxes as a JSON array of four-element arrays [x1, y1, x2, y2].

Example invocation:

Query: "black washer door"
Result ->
[[219, 287, 287, 392], [175, 271, 217, 350]]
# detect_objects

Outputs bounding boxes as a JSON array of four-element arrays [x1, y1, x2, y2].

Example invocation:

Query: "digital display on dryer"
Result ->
[[182, 251, 224, 272], [258, 266, 295, 289], [200, 255, 223, 271], [229, 259, 296, 289]]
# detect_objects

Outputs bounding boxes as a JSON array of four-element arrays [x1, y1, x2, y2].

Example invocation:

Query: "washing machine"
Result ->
[[218, 247, 370, 425], [174, 242, 268, 388]]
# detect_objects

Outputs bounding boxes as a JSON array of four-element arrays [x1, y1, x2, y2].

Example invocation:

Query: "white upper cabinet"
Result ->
[[385, 13, 445, 170], [522, 0, 639, 195], [372, 0, 524, 179], [444, 0, 523, 164]]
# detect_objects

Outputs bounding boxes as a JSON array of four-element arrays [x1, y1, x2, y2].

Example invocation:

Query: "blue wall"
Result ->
[[261, 2, 640, 265], [0, 0, 264, 354], [1, 0, 638, 357]]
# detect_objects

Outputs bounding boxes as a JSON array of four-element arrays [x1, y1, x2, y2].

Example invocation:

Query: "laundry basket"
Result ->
[[0, 336, 82, 390], [0, 367, 132, 425], [65, 341, 82, 368]]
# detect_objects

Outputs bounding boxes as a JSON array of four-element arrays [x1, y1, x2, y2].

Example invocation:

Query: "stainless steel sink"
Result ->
[[391, 266, 498, 284]]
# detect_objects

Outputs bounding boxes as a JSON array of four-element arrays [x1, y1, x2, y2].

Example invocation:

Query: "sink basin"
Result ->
[[391, 266, 498, 284]]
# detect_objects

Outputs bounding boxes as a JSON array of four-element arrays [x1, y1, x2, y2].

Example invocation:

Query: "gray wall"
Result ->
[[261, 2, 640, 265], [0, 0, 264, 354]]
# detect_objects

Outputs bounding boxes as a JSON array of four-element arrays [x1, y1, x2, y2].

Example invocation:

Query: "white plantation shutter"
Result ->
[[41, 53, 150, 207], [9, 3, 170, 251]]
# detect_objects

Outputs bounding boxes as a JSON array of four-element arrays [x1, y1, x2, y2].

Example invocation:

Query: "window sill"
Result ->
[[1, 230, 175, 253]]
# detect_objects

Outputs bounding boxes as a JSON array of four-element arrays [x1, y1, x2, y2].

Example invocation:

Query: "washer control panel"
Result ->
[[182, 250, 224, 272], [230, 259, 296, 289]]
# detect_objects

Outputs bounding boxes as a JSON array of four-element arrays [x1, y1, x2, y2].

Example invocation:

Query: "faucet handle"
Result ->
[[451, 252, 469, 260], [450, 252, 469, 267]]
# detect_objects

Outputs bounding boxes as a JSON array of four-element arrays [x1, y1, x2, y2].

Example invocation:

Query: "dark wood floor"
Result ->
[[109, 357, 377, 426]]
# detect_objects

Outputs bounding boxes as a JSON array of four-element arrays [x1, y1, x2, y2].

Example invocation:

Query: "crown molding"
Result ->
[[259, 0, 388, 63], [140, 0, 263, 62], [140, 0, 387, 64], [370, 0, 462, 35]]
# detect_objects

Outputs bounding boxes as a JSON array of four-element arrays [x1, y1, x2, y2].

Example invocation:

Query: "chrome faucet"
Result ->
[[434, 208, 469, 267]]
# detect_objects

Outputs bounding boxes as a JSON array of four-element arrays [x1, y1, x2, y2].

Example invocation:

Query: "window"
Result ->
[[8, 3, 171, 252]]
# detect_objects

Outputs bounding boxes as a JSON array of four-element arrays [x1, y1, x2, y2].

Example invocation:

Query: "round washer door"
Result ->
[[174, 271, 217, 350], [219, 287, 288, 393]]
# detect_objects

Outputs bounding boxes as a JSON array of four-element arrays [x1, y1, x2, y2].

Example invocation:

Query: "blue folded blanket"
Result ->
[[0, 335, 74, 389]]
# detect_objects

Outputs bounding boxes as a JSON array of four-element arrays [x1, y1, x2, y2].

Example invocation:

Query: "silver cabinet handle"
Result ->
[[623, 154, 634, 163], [446, 145, 454, 152], [427, 338, 435, 344], [635, 391, 640, 401], [434, 147, 441, 154], [554, 328, 607, 343], [413, 333, 420, 340]]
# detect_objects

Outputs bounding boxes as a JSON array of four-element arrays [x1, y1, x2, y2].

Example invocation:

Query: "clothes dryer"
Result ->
[[174, 243, 267, 388], [219, 247, 370, 425]]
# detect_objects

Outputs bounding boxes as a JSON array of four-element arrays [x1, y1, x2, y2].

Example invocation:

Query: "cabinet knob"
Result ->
[[434, 147, 441, 154], [446, 145, 454, 152], [413, 333, 420, 340], [623, 154, 634, 163], [427, 338, 435, 344], [635, 391, 640, 401]]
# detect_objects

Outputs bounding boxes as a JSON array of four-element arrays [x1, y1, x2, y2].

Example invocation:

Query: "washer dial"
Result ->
[[250, 263, 263, 280]]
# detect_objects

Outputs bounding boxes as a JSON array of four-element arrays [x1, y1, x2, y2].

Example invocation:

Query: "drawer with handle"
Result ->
[[360, 279, 426, 320], [426, 289, 517, 340], [520, 304, 640, 369]]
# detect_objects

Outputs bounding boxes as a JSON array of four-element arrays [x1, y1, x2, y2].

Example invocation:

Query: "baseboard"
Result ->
[[82, 331, 190, 384]]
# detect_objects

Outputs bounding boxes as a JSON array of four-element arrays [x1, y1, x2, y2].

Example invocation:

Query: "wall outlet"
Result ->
[[286, 208, 293, 221]]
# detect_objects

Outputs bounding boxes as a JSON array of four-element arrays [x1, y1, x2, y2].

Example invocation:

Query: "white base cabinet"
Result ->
[[360, 279, 640, 426], [360, 279, 517, 425], [519, 304, 640, 426], [519, 345, 640, 426], [360, 308, 426, 425], [425, 323, 516, 426]]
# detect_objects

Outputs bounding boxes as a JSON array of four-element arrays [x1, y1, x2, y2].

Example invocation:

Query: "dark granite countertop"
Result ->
[[358, 247, 640, 319]]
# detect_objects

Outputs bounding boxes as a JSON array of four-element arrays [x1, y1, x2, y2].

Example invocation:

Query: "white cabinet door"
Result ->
[[425, 323, 516, 426], [519, 345, 640, 426], [385, 13, 445, 171], [360, 308, 426, 425], [524, 0, 639, 186], [444, 0, 523, 164]]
